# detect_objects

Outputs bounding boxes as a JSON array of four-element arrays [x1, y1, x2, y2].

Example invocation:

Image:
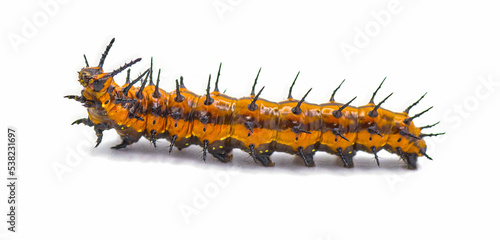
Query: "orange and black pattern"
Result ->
[[66, 39, 444, 169]]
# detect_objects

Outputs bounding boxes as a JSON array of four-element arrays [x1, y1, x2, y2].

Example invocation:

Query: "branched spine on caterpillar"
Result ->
[[65, 38, 444, 169]]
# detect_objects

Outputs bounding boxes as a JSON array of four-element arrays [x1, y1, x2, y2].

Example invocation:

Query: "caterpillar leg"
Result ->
[[337, 147, 354, 168], [64, 95, 86, 103], [93, 123, 110, 147], [94, 128, 104, 147], [297, 147, 315, 167], [70, 117, 107, 147], [111, 136, 135, 149], [248, 144, 275, 167], [206, 140, 233, 163], [72, 118, 94, 126], [255, 154, 275, 167], [111, 129, 143, 149], [209, 150, 234, 163], [394, 147, 418, 169], [371, 146, 381, 167]]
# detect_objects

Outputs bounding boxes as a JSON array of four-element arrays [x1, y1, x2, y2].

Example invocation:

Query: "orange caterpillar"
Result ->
[[66, 39, 444, 169]]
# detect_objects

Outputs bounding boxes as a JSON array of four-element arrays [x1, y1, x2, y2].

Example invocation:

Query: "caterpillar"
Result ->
[[65, 38, 444, 169]]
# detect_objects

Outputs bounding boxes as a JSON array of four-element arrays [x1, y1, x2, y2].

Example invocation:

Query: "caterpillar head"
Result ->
[[78, 38, 141, 92], [78, 67, 105, 90]]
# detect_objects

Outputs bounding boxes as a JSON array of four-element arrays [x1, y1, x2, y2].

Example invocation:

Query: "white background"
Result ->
[[1, 0, 500, 239]]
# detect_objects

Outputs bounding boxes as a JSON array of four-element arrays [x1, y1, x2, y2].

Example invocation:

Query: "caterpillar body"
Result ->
[[66, 39, 443, 169]]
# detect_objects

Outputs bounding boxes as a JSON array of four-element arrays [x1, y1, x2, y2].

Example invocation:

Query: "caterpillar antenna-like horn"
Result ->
[[123, 69, 150, 96], [204, 74, 213, 105], [148, 57, 154, 85], [98, 38, 115, 68], [248, 86, 265, 111], [250, 67, 262, 96], [292, 88, 312, 115], [103, 58, 142, 79], [330, 79, 345, 102], [125, 69, 131, 84], [180, 76, 185, 88], [405, 93, 427, 114], [405, 106, 433, 125], [153, 69, 161, 98], [369, 77, 387, 104], [288, 71, 300, 99], [136, 70, 151, 100], [420, 132, 445, 138], [420, 151, 433, 160], [83, 54, 89, 67], [174, 79, 184, 102], [215, 62, 222, 92], [332, 96, 357, 118], [420, 121, 440, 129], [369, 93, 394, 118]]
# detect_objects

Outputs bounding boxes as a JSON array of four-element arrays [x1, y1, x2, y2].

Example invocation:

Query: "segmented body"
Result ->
[[66, 39, 442, 169]]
